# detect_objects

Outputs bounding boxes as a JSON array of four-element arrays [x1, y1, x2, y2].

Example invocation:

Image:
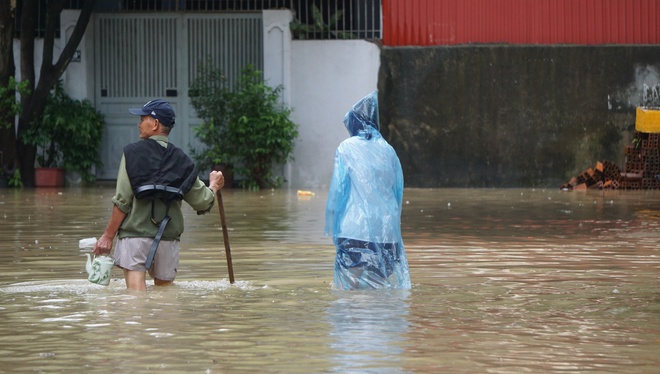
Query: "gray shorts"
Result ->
[[114, 237, 179, 281]]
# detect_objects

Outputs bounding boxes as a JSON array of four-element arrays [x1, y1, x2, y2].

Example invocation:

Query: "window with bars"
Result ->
[[22, 0, 381, 40]]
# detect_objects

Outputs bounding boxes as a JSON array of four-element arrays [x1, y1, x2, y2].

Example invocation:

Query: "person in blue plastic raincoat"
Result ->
[[324, 91, 411, 290]]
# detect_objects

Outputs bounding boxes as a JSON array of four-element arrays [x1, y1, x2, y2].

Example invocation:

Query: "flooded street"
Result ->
[[0, 187, 659, 373]]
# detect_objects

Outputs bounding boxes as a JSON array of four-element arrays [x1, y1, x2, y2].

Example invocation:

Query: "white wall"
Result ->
[[262, 10, 381, 190], [288, 39, 381, 189]]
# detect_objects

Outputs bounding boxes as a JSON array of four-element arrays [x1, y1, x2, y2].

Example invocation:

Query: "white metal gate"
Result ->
[[94, 13, 263, 179]]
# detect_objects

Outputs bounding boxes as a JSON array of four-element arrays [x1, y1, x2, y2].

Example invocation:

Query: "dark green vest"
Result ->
[[123, 138, 197, 202]]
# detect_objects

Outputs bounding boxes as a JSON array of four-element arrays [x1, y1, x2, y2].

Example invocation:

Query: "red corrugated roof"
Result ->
[[383, 0, 660, 46]]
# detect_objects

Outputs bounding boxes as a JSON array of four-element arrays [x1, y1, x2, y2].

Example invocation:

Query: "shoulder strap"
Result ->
[[145, 216, 171, 269]]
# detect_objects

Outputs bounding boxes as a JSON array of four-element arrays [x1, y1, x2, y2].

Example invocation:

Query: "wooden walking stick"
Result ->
[[217, 190, 235, 283]]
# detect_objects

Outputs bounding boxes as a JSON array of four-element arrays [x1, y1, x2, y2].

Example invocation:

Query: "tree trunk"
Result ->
[[16, 0, 95, 187], [17, 0, 37, 186], [16, 140, 36, 187], [0, 1, 13, 76], [0, 0, 16, 176]]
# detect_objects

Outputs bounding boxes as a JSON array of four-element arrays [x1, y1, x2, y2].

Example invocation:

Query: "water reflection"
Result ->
[[0, 187, 659, 372], [326, 290, 410, 373]]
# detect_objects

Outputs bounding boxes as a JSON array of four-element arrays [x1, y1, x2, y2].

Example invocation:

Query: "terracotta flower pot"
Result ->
[[35, 168, 66, 187]]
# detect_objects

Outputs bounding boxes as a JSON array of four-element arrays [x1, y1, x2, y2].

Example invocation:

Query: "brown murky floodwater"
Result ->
[[0, 187, 659, 373]]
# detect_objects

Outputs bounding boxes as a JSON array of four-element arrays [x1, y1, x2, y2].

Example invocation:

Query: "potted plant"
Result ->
[[23, 81, 105, 186], [190, 64, 299, 190]]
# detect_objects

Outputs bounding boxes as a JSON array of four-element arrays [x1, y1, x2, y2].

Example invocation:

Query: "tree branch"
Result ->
[[40, 0, 66, 81], [19, 0, 36, 98], [51, 0, 95, 82]]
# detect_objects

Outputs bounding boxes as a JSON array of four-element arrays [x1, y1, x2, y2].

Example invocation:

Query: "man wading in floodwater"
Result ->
[[325, 91, 411, 290], [93, 99, 224, 291]]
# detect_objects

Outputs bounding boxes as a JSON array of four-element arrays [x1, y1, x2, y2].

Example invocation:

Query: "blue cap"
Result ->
[[129, 99, 175, 127]]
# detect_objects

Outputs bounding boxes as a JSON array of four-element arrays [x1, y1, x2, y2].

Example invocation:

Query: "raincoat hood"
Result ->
[[343, 90, 380, 136]]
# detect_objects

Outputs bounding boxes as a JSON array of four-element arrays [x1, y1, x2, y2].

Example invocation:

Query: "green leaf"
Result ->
[[189, 63, 299, 189]]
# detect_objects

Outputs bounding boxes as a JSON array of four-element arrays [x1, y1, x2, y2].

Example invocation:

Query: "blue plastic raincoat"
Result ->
[[324, 91, 411, 290]]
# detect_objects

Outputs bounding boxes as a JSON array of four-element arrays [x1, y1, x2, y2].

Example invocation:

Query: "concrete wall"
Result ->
[[379, 46, 660, 188], [263, 10, 381, 189], [287, 40, 380, 189]]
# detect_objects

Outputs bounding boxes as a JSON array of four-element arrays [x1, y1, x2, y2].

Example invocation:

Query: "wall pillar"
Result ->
[[263, 10, 293, 186], [263, 10, 292, 105]]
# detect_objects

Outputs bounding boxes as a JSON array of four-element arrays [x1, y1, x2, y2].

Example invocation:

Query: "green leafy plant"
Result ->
[[189, 61, 232, 170], [7, 169, 23, 188], [22, 81, 105, 182], [190, 64, 299, 190], [290, 4, 355, 40], [0, 77, 30, 129], [0, 77, 31, 186]]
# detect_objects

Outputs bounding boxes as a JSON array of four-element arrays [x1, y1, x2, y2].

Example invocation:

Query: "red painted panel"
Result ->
[[382, 0, 660, 46]]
